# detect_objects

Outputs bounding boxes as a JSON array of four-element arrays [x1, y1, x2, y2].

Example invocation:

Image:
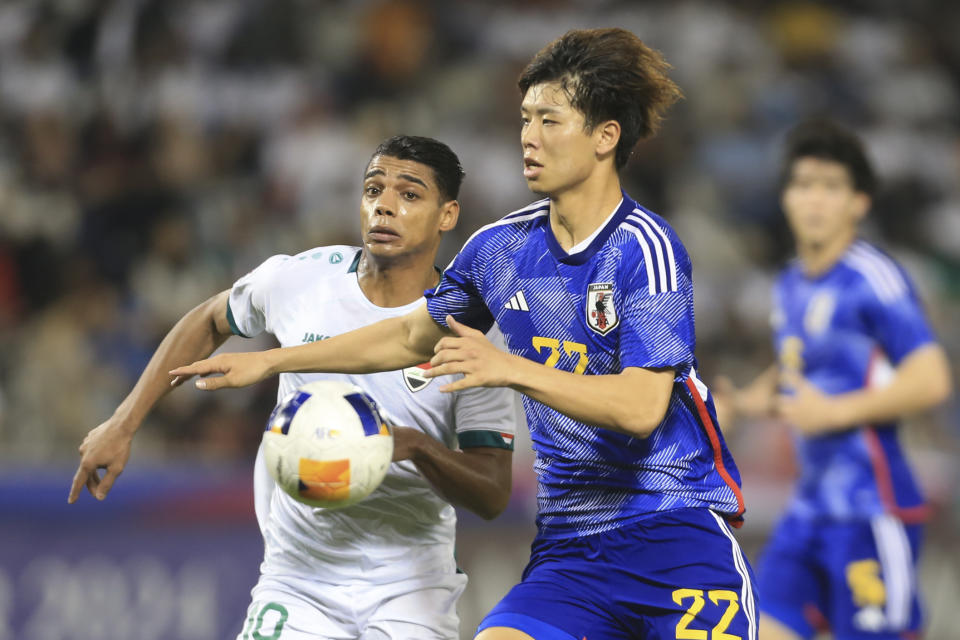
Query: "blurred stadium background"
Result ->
[[0, 1, 957, 638]]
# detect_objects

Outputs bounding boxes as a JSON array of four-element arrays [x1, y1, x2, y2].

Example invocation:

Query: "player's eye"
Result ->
[[403, 191, 419, 200], [364, 185, 381, 196], [543, 118, 557, 125], [520, 116, 530, 126]]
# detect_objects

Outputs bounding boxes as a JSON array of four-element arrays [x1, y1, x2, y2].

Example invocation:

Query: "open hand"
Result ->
[[169, 351, 273, 390], [426, 315, 516, 392]]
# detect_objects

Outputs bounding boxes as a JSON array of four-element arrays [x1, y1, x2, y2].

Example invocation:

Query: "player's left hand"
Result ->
[[426, 315, 516, 392], [775, 372, 838, 435], [390, 425, 424, 462]]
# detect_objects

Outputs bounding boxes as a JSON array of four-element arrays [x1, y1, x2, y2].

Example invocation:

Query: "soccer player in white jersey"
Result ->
[[170, 28, 758, 640], [716, 121, 952, 640], [69, 135, 521, 640]]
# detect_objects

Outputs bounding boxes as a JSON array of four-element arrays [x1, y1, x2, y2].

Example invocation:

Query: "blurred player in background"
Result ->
[[69, 135, 522, 640], [172, 28, 758, 640], [716, 120, 952, 640]]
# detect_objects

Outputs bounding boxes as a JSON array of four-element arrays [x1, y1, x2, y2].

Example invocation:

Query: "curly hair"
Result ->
[[519, 28, 683, 169]]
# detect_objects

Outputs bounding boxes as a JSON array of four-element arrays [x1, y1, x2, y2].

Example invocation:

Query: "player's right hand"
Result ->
[[169, 351, 271, 390], [68, 419, 134, 503]]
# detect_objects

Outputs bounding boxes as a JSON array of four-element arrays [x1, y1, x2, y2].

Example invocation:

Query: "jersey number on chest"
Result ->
[[532, 336, 589, 374]]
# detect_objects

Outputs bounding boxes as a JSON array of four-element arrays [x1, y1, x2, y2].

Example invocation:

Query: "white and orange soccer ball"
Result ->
[[262, 381, 393, 509]]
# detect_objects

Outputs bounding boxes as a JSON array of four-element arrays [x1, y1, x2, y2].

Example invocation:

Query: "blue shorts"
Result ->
[[757, 512, 923, 639], [478, 508, 757, 640]]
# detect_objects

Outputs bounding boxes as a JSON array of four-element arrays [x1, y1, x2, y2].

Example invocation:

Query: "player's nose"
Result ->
[[374, 192, 397, 217], [521, 122, 540, 149]]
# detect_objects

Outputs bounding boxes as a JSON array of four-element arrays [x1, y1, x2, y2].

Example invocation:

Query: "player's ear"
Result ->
[[438, 199, 459, 233], [851, 192, 870, 222], [595, 120, 621, 159]]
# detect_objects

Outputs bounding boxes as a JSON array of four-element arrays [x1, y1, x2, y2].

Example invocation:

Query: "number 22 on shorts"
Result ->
[[672, 588, 741, 640]]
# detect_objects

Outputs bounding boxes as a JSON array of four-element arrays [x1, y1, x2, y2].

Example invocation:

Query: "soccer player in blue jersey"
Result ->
[[172, 28, 758, 640], [717, 120, 952, 640]]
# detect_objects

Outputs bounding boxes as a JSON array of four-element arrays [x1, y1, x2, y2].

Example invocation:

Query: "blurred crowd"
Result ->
[[0, 0, 957, 523]]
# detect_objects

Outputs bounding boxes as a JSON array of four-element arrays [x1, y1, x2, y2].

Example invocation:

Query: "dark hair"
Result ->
[[369, 135, 465, 201], [781, 119, 876, 196], [518, 28, 682, 169]]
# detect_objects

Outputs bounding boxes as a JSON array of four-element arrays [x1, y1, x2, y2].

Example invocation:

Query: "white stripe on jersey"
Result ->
[[870, 514, 914, 630], [503, 197, 550, 219], [688, 367, 709, 402], [620, 212, 679, 295], [627, 214, 668, 293], [710, 511, 758, 640], [844, 242, 908, 304], [447, 204, 549, 270], [631, 208, 679, 291], [619, 222, 658, 295]]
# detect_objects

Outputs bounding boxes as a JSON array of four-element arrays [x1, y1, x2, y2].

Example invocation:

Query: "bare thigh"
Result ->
[[474, 628, 536, 640], [760, 613, 804, 640]]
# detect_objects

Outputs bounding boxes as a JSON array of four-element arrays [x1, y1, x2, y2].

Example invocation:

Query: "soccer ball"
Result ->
[[262, 381, 393, 509]]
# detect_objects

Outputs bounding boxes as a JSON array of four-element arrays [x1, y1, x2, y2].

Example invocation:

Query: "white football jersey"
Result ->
[[228, 245, 522, 585]]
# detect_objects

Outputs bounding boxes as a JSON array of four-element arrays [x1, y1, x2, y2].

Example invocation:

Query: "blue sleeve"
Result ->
[[859, 276, 935, 365], [617, 249, 696, 375], [424, 233, 495, 332]]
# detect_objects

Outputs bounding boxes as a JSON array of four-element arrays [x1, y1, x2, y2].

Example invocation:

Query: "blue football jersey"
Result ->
[[426, 193, 744, 538], [773, 240, 935, 522]]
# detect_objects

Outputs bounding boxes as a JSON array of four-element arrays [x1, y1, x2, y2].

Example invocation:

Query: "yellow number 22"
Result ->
[[532, 337, 589, 374], [672, 588, 741, 640]]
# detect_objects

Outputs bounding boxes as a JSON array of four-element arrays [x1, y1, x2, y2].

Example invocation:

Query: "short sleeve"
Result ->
[[227, 255, 290, 338], [453, 328, 525, 450], [424, 234, 495, 332], [617, 243, 696, 374], [859, 276, 935, 365], [619, 289, 696, 373]]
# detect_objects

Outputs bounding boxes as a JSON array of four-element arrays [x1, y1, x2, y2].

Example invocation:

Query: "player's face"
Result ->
[[782, 157, 869, 249], [520, 82, 602, 196], [360, 155, 458, 260]]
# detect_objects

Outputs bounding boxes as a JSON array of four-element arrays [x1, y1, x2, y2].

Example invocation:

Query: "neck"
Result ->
[[797, 228, 857, 277], [356, 249, 439, 308], [548, 169, 623, 251]]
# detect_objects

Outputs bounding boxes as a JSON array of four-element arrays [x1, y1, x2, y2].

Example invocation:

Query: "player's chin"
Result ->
[[365, 240, 406, 256], [524, 180, 549, 196]]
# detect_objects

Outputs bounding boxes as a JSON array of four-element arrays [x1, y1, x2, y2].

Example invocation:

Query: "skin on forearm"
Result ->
[[117, 291, 233, 430], [505, 357, 675, 438], [402, 429, 511, 520], [819, 344, 952, 431], [263, 304, 447, 376], [735, 364, 780, 419]]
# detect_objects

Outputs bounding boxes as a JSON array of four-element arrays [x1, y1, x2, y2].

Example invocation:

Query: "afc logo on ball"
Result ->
[[586, 283, 619, 335]]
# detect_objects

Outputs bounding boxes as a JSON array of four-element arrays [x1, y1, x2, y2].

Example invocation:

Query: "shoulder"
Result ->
[[260, 245, 361, 279], [613, 203, 690, 294], [774, 259, 802, 290], [839, 240, 912, 304], [460, 198, 550, 251]]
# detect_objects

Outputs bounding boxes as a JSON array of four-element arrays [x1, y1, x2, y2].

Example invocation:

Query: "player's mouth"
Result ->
[[367, 225, 401, 243], [523, 157, 543, 179]]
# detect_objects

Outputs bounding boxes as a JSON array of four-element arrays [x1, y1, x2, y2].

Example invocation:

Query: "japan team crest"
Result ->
[[586, 283, 619, 335], [402, 363, 433, 392]]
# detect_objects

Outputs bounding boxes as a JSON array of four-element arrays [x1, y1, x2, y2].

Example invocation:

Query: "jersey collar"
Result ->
[[544, 191, 635, 265]]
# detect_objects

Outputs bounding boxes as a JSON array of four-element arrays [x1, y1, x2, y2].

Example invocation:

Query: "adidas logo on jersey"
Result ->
[[505, 291, 529, 311]]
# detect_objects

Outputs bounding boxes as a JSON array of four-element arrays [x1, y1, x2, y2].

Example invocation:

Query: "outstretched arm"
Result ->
[[68, 290, 235, 503], [428, 316, 674, 438], [170, 303, 448, 390]]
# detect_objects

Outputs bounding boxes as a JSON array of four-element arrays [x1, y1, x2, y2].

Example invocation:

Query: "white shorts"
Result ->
[[235, 571, 468, 640]]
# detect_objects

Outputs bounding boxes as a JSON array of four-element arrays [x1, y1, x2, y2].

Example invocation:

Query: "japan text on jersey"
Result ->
[[426, 193, 745, 538]]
